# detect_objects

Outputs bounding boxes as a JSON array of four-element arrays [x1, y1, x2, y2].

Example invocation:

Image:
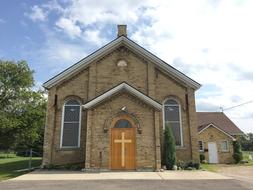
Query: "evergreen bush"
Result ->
[[232, 140, 243, 163], [199, 154, 205, 163], [162, 123, 176, 170]]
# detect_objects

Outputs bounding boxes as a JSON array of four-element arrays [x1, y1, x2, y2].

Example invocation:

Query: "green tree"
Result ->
[[0, 60, 46, 154], [233, 140, 243, 164], [162, 123, 176, 170], [240, 133, 253, 151]]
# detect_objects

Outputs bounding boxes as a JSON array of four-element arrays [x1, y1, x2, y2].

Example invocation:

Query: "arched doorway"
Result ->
[[111, 115, 136, 170]]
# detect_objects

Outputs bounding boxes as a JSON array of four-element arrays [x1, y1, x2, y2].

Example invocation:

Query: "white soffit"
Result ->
[[82, 82, 162, 110]]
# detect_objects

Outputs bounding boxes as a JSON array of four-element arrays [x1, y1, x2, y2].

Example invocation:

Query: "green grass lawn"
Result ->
[[201, 163, 219, 172], [0, 153, 42, 181], [242, 151, 253, 166], [201, 151, 253, 172]]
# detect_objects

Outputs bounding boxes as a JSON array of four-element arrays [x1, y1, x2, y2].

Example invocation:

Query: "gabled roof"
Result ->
[[82, 82, 162, 110], [198, 123, 236, 140], [43, 36, 201, 90], [197, 112, 244, 136]]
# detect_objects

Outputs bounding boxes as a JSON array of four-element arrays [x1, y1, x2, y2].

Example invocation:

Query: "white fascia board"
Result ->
[[198, 123, 235, 140], [83, 83, 162, 110], [43, 37, 124, 89], [43, 36, 201, 90], [121, 38, 201, 90]]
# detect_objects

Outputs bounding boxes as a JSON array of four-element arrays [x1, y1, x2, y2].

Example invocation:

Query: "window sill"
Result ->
[[56, 147, 83, 151], [221, 150, 229, 153], [176, 146, 186, 150]]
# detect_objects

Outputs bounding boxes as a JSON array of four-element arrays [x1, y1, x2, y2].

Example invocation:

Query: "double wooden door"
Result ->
[[111, 118, 136, 170]]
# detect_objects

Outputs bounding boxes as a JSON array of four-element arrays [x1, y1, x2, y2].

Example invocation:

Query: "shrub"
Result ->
[[233, 140, 243, 163], [162, 123, 176, 170], [176, 160, 200, 170], [177, 160, 184, 169], [187, 161, 200, 170], [199, 154, 205, 163]]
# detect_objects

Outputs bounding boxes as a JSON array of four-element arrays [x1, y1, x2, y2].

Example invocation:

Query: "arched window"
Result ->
[[163, 99, 183, 146], [114, 119, 132, 128], [60, 99, 81, 148]]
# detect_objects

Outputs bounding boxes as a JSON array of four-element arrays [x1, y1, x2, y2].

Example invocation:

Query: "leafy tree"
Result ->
[[240, 133, 253, 151], [0, 60, 46, 154], [162, 123, 176, 170], [232, 140, 243, 164]]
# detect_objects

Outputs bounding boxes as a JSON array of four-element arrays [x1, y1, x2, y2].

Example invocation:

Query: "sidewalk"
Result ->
[[10, 170, 232, 181]]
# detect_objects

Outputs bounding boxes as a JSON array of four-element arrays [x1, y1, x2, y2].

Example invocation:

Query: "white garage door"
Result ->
[[208, 142, 219, 164]]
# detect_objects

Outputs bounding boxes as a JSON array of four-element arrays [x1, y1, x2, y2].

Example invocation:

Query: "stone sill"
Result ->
[[56, 147, 83, 151], [176, 146, 187, 150], [220, 151, 230, 153]]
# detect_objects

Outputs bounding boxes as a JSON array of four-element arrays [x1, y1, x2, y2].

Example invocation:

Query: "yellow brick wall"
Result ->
[[198, 126, 234, 163], [43, 45, 199, 167]]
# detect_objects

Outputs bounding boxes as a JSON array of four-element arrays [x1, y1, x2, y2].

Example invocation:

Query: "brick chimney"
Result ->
[[117, 25, 127, 37]]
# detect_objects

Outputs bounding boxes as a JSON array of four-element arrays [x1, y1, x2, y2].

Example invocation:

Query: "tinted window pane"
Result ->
[[171, 122, 181, 146], [198, 141, 203, 151], [165, 122, 181, 146], [221, 141, 228, 151], [165, 99, 178, 105], [164, 106, 179, 121], [115, 119, 132, 128], [62, 123, 79, 147], [64, 106, 80, 122], [66, 99, 80, 105]]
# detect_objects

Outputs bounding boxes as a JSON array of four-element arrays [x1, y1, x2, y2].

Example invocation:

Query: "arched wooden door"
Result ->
[[111, 115, 136, 170]]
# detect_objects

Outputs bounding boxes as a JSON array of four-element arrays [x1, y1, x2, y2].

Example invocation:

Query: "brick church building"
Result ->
[[42, 25, 201, 170]]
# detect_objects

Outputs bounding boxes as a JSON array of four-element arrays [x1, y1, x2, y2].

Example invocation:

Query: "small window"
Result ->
[[115, 119, 132, 128], [198, 141, 204, 152], [221, 141, 229, 152], [164, 98, 182, 146], [61, 99, 81, 148]]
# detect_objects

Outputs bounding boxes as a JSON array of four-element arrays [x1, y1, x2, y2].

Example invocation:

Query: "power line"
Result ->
[[221, 100, 253, 112]]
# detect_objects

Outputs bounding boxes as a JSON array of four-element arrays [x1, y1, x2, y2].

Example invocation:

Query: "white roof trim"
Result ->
[[198, 123, 236, 140], [82, 82, 162, 110], [43, 36, 201, 89], [121, 38, 200, 89]]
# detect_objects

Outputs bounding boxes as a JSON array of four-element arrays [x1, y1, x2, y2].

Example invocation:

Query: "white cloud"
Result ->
[[39, 36, 86, 64], [83, 29, 107, 46], [56, 18, 82, 38], [63, 0, 146, 25], [27, 5, 48, 22]]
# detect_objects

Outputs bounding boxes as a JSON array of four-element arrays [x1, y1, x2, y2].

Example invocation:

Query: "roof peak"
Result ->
[[43, 32, 201, 90]]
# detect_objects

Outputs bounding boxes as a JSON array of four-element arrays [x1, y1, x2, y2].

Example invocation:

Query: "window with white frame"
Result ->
[[221, 140, 229, 152], [61, 99, 81, 148], [198, 141, 204, 152], [164, 99, 183, 146]]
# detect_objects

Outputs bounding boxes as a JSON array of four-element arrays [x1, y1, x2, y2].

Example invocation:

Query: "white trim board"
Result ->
[[82, 82, 162, 110], [198, 123, 235, 140], [43, 36, 201, 90]]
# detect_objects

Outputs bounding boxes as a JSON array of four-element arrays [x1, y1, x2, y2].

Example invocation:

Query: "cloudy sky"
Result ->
[[0, 0, 252, 133]]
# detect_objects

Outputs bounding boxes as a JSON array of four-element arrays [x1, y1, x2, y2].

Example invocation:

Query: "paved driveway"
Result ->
[[0, 170, 252, 190], [218, 165, 253, 186]]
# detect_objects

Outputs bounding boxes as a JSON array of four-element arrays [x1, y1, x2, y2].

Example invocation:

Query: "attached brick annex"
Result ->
[[42, 25, 201, 170]]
